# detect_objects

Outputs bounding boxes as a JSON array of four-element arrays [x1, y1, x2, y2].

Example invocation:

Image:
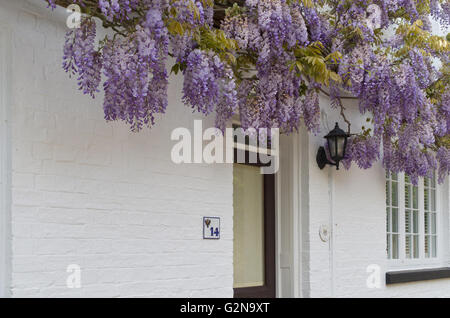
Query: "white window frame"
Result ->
[[387, 172, 445, 270]]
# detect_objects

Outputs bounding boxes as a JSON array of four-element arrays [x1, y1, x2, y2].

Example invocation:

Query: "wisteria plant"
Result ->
[[45, 0, 449, 184]]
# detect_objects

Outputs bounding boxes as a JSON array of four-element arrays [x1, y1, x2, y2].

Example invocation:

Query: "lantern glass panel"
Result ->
[[337, 136, 346, 158], [328, 137, 336, 158]]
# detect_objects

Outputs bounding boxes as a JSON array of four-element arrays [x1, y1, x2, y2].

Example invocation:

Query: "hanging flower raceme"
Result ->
[[440, 92, 450, 136], [222, 1, 310, 133], [344, 136, 381, 170], [63, 18, 102, 98], [430, 0, 450, 27], [236, 55, 306, 134], [169, 0, 213, 63], [98, 0, 141, 22], [222, 13, 250, 50], [44, 0, 449, 183], [409, 48, 431, 89], [102, 5, 169, 131], [183, 49, 238, 131], [299, 88, 320, 134], [396, 63, 426, 124], [437, 147, 450, 183]]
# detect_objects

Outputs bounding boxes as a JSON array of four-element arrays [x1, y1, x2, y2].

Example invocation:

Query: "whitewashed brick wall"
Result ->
[[1, 0, 449, 298], [1, 0, 233, 298], [305, 99, 450, 298]]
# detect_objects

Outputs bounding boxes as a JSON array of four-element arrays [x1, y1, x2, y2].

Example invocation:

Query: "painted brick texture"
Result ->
[[305, 99, 450, 298], [1, 0, 449, 298], [2, 2, 233, 298]]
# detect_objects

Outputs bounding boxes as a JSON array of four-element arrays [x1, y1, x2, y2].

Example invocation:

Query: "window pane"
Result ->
[[405, 184, 411, 208], [424, 171, 438, 259], [392, 182, 398, 207], [413, 236, 419, 258], [424, 212, 430, 234], [386, 208, 390, 232], [413, 186, 418, 210], [387, 234, 390, 259], [386, 182, 390, 205], [392, 234, 399, 259], [432, 236, 437, 257], [392, 173, 398, 181], [432, 213, 436, 235], [405, 210, 411, 233], [431, 190, 436, 211], [413, 211, 418, 234], [405, 235, 411, 259], [392, 208, 398, 232]]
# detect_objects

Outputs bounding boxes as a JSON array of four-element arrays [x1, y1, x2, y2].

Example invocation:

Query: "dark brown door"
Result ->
[[233, 150, 276, 298]]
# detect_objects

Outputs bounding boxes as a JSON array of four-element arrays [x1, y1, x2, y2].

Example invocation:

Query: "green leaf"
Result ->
[[171, 64, 180, 75]]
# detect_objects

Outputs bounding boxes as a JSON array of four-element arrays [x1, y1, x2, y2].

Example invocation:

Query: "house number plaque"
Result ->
[[203, 217, 220, 240]]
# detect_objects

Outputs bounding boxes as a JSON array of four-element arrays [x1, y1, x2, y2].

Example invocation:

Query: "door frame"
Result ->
[[233, 149, 276, 298], [230, 120, 307, 298]]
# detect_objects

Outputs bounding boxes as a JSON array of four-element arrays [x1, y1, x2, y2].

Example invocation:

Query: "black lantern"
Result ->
[[316, 123, 350, 170]]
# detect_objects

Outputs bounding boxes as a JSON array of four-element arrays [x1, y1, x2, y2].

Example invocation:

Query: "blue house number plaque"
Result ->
[[203, 217, 220, 239]]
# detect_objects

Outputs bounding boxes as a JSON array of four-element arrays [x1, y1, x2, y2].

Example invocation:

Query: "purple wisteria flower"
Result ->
[[102, 4, 169, 131], [63, 18, 102, 98], [437, 147, 450, 183], [346, 136, 380, 170], [183, 50, 238, 132], [45, 0, 450, 182]]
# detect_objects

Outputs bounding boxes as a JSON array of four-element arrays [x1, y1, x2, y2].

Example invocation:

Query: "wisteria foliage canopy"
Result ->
[[45, 0, 449, 184]]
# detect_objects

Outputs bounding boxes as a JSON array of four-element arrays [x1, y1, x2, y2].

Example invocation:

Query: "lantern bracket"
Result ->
[[316, 146, 339, 170]]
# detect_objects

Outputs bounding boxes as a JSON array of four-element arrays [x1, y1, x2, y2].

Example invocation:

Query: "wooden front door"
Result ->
[[233, 151, 276, 298]]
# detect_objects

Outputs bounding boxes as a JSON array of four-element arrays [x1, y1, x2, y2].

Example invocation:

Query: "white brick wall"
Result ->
[[1, 0, 449, 298], [304, 98, 450, 298], [0, 13, 13, 298], [1, 0, 233, 298]]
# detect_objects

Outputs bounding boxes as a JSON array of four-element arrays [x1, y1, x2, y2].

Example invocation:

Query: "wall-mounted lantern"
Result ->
[[316, 123, 350, 170]]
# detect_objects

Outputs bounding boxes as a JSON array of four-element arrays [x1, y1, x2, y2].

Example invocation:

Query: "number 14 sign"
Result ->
[[203, 217, 220, 240]]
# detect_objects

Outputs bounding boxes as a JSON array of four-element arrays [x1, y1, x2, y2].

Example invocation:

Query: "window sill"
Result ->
[[386, 267, 450, 285]]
